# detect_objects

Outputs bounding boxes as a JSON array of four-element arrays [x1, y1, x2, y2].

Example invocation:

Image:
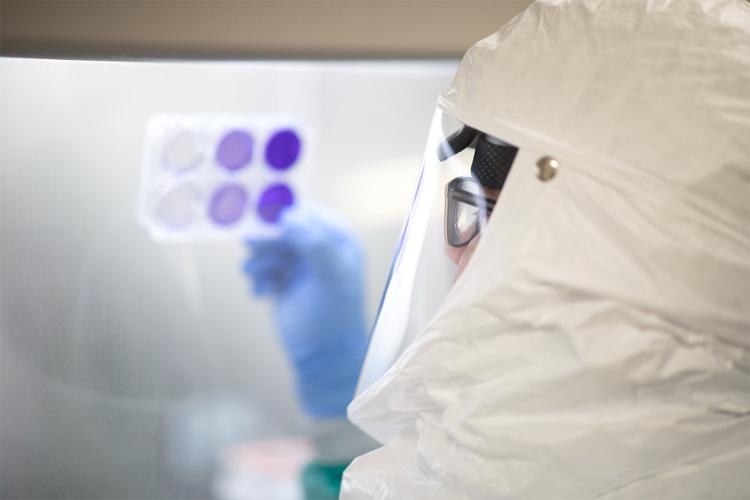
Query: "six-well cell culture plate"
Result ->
[[138, 114, 309, 242]]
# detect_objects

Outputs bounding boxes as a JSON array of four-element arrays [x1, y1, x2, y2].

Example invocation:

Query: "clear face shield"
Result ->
[[357, 109, 518, 393]]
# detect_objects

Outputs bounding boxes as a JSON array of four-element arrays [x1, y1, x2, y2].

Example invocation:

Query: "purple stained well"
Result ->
[[216, 129, 253, 171], [209, 184, 248, 226], [258, 184, 295, 223], [265, 129, 301, 170]]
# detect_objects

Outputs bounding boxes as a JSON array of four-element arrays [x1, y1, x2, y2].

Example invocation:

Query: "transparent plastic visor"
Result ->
[[356, 109, 517, 394]]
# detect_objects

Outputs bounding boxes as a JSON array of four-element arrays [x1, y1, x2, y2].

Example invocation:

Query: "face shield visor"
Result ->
[[357, 109, 518, 393]]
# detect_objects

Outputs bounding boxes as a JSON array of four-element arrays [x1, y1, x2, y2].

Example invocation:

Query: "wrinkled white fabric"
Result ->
[[343, 0, 750, 498]]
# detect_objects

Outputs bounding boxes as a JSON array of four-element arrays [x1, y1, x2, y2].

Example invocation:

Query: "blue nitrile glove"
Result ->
[[243, 203, 368, 418]]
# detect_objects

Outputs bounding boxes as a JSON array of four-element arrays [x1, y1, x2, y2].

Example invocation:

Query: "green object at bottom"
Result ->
[[302, 460, 350, 500]]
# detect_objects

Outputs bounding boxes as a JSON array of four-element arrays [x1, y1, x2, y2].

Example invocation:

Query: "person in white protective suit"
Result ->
[[342, 0, 750, 498]]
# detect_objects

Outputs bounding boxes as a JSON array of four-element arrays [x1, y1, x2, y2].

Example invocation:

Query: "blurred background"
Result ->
[[0, 2, 530, 499]]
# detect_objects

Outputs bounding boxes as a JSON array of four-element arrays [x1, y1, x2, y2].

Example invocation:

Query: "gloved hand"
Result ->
[[243, 203, 368, 418]]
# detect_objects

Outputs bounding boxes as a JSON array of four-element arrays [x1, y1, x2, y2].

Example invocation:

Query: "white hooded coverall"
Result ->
[[343, 0, 750, 498]]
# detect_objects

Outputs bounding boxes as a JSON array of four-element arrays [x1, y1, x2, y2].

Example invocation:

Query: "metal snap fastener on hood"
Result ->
[[536, 156, 559, 181]]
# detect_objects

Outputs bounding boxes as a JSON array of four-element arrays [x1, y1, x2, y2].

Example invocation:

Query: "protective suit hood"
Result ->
[[344, 0, 750, 498]]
